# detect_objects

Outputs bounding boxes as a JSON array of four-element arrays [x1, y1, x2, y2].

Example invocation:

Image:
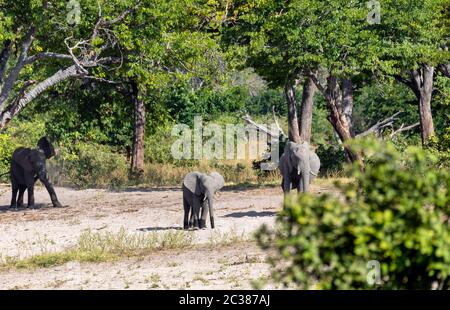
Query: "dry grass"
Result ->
[[1, 228, 196, 270], [0, 228, 260, 271], [143, 160, 280, 187]]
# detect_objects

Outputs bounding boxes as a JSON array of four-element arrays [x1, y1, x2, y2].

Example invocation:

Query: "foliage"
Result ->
[[315, 143, 347, 176], [0, 119, 46, 181], [0, 132, 16, 181], [256, 138, 450, 289], [426, 126, 450, 168], [56, 143, 129, 188]]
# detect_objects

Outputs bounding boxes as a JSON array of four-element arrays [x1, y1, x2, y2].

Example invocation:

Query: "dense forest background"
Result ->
[[0, 0, 448, 187]]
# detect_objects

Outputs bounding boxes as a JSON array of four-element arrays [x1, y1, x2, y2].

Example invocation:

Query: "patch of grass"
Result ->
[[78, 228, 195, 255], [9, 250, 111, 269], [193, 275, 210, 285], [167, 261, 180, 267], [1, 228, 196, 270], [207, 227, 249, 247], [45, 279, 68, 289]]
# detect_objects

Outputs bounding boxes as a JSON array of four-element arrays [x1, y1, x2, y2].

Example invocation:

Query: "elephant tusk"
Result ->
[[310, 171, 318, 177]]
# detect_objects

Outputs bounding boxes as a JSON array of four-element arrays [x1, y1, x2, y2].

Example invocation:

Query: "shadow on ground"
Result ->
[[136, 226, 183, 232], [0, 203, 55, 213], [223, 211, 277, 218]]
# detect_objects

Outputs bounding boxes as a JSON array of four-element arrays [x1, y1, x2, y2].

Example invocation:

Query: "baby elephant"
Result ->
[[9, 136, 62, 209], [182, 171, 225, 230]]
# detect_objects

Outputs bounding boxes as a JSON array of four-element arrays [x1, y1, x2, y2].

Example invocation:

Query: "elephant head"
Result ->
[[279, 141, 320, 193], [37, 136, 55, 159]]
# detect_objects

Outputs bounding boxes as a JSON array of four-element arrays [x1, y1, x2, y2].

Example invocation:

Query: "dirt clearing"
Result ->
[[0, 182, 333, 289]]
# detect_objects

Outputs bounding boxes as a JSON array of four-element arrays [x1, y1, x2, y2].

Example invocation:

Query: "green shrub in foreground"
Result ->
[[256, 138, 450, 289]]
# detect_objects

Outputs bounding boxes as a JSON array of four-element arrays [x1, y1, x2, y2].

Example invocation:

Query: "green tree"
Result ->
[[376, 0, 450, 144]]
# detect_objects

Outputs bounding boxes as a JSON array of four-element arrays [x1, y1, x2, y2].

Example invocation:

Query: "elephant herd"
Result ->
[[4, 137, 320, 230]]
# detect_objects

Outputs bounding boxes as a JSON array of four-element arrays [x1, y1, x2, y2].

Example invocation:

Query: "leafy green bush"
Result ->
[[0, 120, 46, 182], [426, 126, 450, 168], [0, 133, 17, 182], [256, 138, 450, 289], [315, 143, 347, 176], [57, 143, 129, 188]]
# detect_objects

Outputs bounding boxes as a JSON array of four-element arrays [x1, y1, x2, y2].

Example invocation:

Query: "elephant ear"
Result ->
[[183, 172, 202, 195], [37, 136, 55, 159], [209, 172, 224, 192]]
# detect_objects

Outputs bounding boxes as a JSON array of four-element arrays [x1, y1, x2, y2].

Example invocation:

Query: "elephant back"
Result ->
[[11, 147, 33, 172]]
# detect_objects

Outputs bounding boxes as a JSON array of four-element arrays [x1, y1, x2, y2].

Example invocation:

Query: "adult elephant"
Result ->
[[9, 136, 62, 209], [279, 141, 320, 193], [182, 171, 225, 230]]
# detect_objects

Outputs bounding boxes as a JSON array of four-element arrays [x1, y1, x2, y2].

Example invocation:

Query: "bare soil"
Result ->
[[0, 182, 333, 289]]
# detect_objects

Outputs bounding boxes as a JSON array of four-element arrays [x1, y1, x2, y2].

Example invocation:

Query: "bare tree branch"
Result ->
[[0, 65, 81, 128], [24, 52, 73, 65], [242, 114, 280, 138], [82, 76, 121, 84], [272, 106, 286, 138], [101, 1, 141, 26], [357, 112, 403, 138], [0, 27, 36, 110], [389, 122, 420, 139]]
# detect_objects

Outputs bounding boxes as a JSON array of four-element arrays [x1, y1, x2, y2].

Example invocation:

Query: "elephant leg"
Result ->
[[189, 212, 194, 228], [25, 175, 35, 209], [282, 175, 291, 194], [39, 175, 62, 208], [183, 197, 190, 230], [297, 177, 302, 193], [17, 186, 26, 208], [10, 185, 18, 209], [199, 199, 209, 229], [191, 197, 202, 229]]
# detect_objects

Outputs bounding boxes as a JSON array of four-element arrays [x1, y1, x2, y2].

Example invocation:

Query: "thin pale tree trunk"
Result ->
[[130, 80, 146, 176], [324, 76, 361, 162], [411, 65, 435, 145], [284, 82, 301, 144], [299, 77, 316, 143], [0, 27, 36, 109]]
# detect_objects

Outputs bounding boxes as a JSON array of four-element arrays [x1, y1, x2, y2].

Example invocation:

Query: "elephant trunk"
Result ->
[[298, 162, 310, 192], [207, 192, 215, 229]]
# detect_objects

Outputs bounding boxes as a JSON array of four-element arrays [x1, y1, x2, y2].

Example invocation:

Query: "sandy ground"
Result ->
[[0, 183, 332, 289]]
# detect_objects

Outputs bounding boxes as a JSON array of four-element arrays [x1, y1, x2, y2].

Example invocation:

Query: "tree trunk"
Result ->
[[130, 80, 146, 176], [324, 76, 361, 162], [0, 40, 12, 84], [299, 78, 316, 143], [0, 27, 36, 110], [284, 82, 301, 143], [410, 65, 435, 145]]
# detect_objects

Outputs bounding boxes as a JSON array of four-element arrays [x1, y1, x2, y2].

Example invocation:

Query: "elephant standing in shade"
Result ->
[[279, 141, 320, 193], [182, 172, 225, 230], [9, 136, 62, 209]]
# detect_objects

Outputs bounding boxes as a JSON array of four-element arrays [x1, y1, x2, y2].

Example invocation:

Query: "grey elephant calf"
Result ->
[[182, 171, 225, 230], [9, 136, 62, 209], [279, 141, 320, 193]]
